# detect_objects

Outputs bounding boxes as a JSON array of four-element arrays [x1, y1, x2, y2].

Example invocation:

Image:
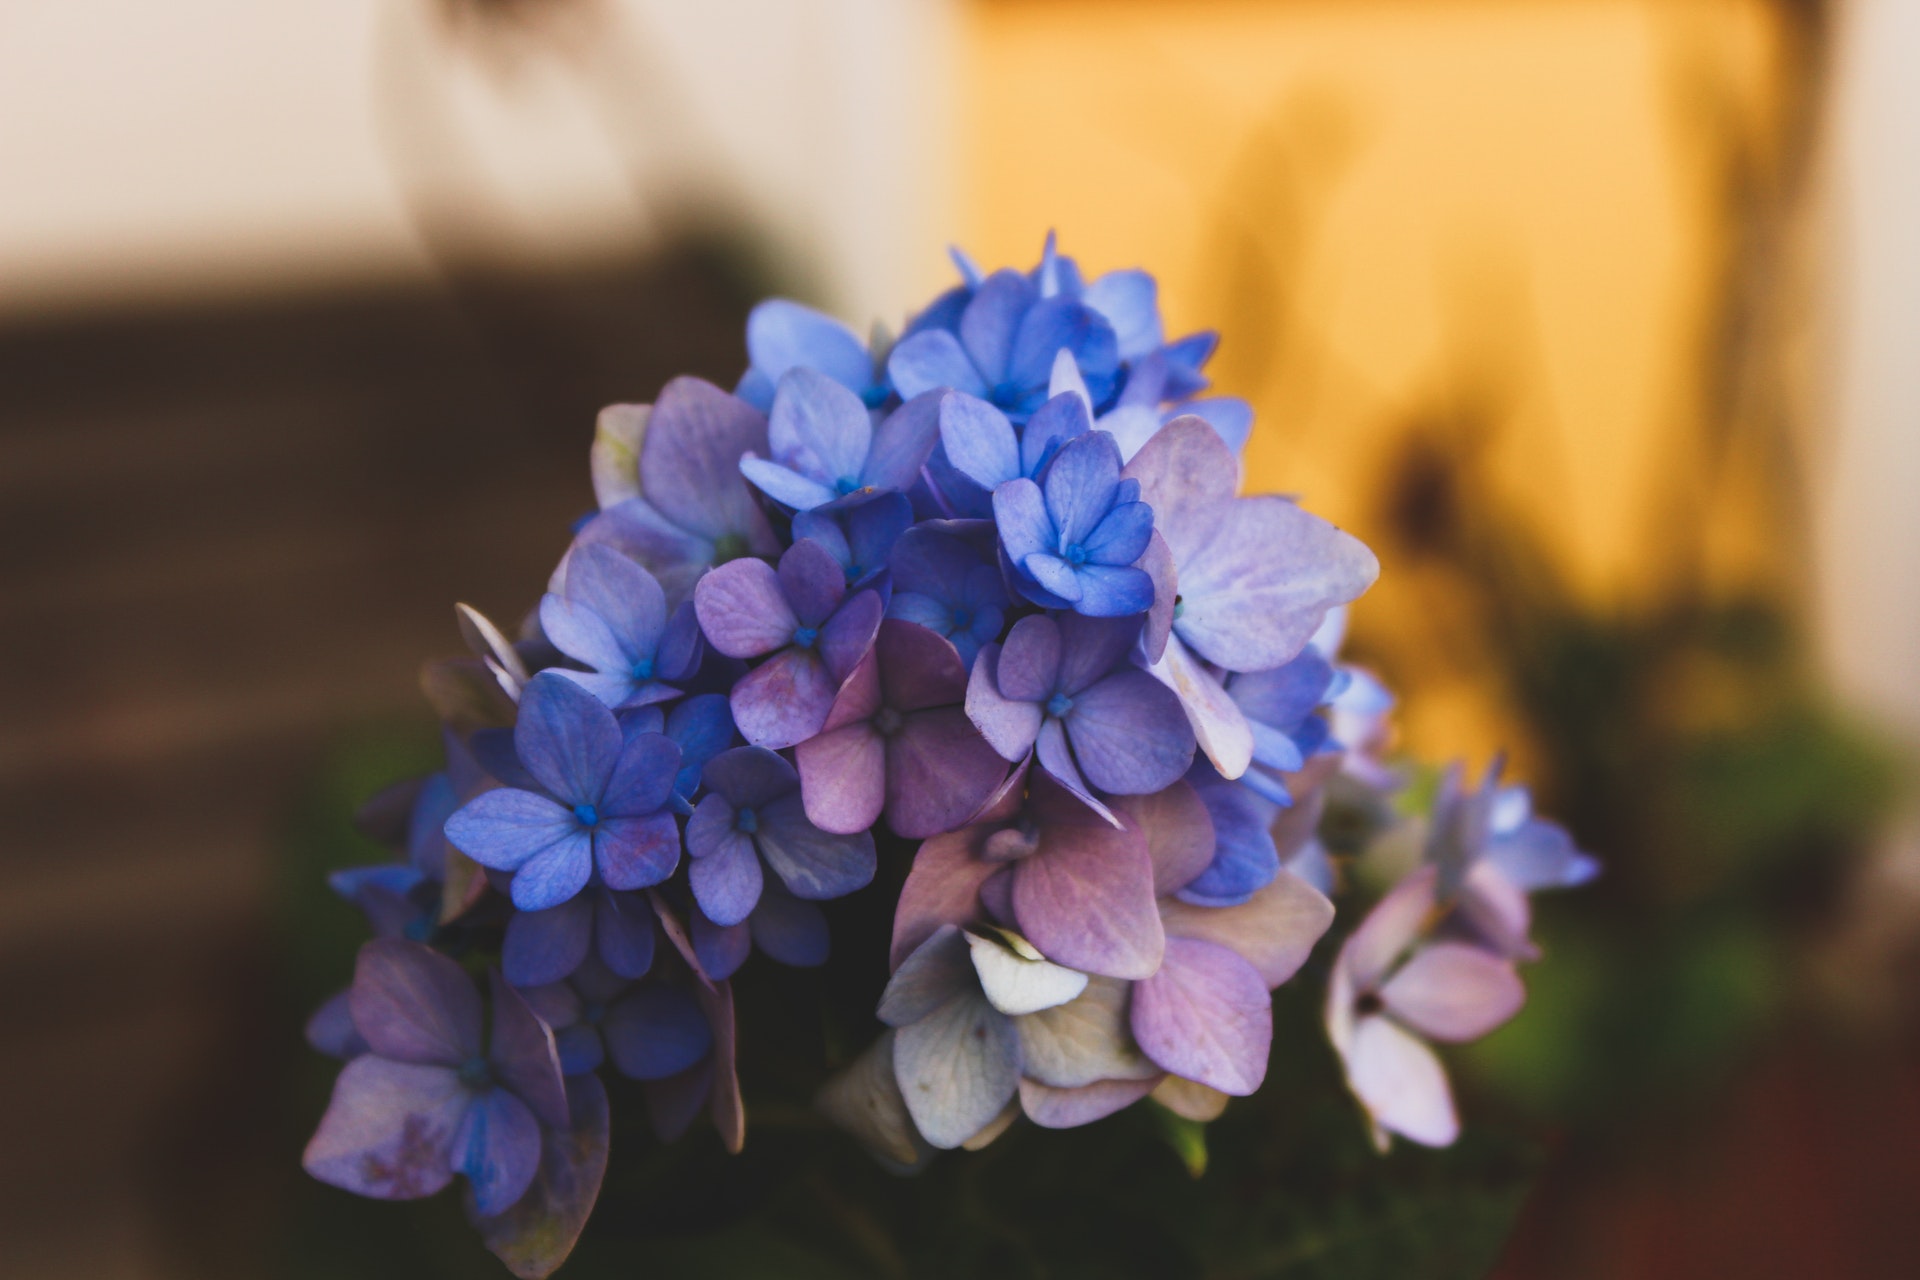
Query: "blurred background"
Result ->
[[2, 0, 1916, 1276]]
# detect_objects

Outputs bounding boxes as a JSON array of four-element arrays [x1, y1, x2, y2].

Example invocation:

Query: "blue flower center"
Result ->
[[630, 656, 655, 681], [734, 806, 760, 835], [861, 385, 890, 409], [402, 916, 434, 943], [845, 564, 864, 584], [950, 607, 972, 630], [873, 706, 904, 737], [834, 476, 860, 496], [791, 625, 820, 649], [458, 1056, 494, 1091], [581, 1002, 607, 1025], [573, 803, 601, 827], [991, 380, 1023, 408], [1064, 542, 1089, 566], [1045, 693, 1075, 718]]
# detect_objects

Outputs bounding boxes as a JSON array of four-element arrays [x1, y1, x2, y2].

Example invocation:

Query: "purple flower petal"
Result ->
[[456, 1086, 544, 1216], [699, 980, 745, 1153], [864, 390, 944, 490], [1052, 614, 1140, 696], [769, 367, 874, 490], [602, 984, 713, 1081], [1082, 499, 1154, 567], [819, 588, 884, 683], [995, 615, 1063, 703], [878, 925, 975, 1026], [511, 675, 618, 807], [690, 910, 752, 980], [1012, 814, 1163, 980], [1042, 432, 1124, 548], [558, 544, 666, 666], [1379, 942, 1524, 1042], [1018, 1076, 1158, 1129], [749, 887, 830, 966], [569, 499, 715, 613], [747, 299, 873, 397], [350, 938, 482, 1066], [503, 896, 594, 988], [509, 831, 594, 911], [1071, 564, 1156, 617], [1148, 635, 1254, 779], [778, 538, 849, 627], [740, 456, 837, 511], [1344, 1015, 1458, 1148], [886, 708, 1009, 838], [888, 329, 989, 401], [1160, 869, 1333, 989], [890, 829, 1001, 971], [593, 810, 681, 891], [1033, 716, 1117, 825], [1021, 388, 1092, 477], [1084, 269, 1162, 358], [603, 732, 680, 817], [687, 807, 764, 926], [1113, 781, 1216, 897], [1138, 530, 1177, 664], [992, 479, 1055, 565], [306, 988, 368, 1060], [1120, 417, 1232, 567], [796, 722, 886, 835], [1183, 397, 1253, 453], [876, 618, 970, 712], [966, 643, 1043, 761], [444, 790, 576, 873], [303, 1057, 465, 1200], [1010, 297, 1118, 394], [640, 377, 772, 544], [1130, 936, 1272, 1095], [891, 988, 1020, 1150], [694, 557, 799, 659], [472, 1074, 611, 1280], [487, 971, 570, 1129], [594, 890, 656, 979], [1345, 866, 1438, 992], [960, 270, 1036, 383], [1175, 496, 1380, 673], [938, 392, 1021, 491], [1065, 670, 1195, 795], [756, 792, 876, 900], [1179, 767, 1280, 906], [727, 648, 835, 749]]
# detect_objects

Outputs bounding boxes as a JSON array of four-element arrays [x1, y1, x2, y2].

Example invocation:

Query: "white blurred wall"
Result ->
[[0, 0, 956, 327], [1821, 0, 1920, 746]]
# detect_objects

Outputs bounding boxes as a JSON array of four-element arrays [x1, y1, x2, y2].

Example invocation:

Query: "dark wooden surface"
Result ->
[[0, 254, 751, 1278]]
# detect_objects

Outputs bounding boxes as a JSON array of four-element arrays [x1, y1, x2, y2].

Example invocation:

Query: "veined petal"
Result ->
[[1344, 1015, 1458, 1149], [728, 647, 836, 750], [1013, 817, 1163, 980], [892, 989, 1020, 1150], [966, 644, 1043, 761], [1065, 670, 1195, 795], [863, 390, 944, 491], [303, 1058, 465, 1200], [1160, 870, 1333, 989], [1014, 975, 1157, 1088], [739, 456, 838, 512], [769, 367, 873, 491], [1018, 1076, 1158, 1130], [694, 558, 799, 659], [966, 930, 1089, 1015], [755, 792, 877, 900], [514, 674, 622, 807], [938, 392, 1021, 491], [885, 708, 1008, 838], [1129, 936, 1271, 1096], [502, 895, 594, 988], [992, 479, 1056, 565], [639, 377, 771, 545], [1379, 942, 1525, 1043], [592, 811, 681, 891], [747, 299, 873, 396], [1148, 635, 1254, 779], [444, 790, 578, 873], [350, 938, 483, 1066], [888, 329, 988, 401], [795, 721, 886, 835], [487, 971, 569, 1130], [603, 984, 713, 1082]]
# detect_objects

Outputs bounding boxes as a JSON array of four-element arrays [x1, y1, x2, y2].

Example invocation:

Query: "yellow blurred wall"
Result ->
[[960, 0, 1791, 761]]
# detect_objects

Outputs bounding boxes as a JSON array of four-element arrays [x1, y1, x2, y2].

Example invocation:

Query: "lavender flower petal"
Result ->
[[303, 1057, 466, 1200], [502, 895, 594, 988], [455, 1087, 544, 1217], [1378, 942, 1525, 1042], [350, 938, 482, 1066], [1129, 936, 1271, 1096]]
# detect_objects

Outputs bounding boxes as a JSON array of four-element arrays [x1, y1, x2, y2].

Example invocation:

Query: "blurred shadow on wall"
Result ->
[[0, 3, 779, 1275]]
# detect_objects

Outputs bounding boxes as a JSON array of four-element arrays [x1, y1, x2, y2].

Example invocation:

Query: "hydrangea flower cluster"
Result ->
[[301, 236, 1594, 1277]]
